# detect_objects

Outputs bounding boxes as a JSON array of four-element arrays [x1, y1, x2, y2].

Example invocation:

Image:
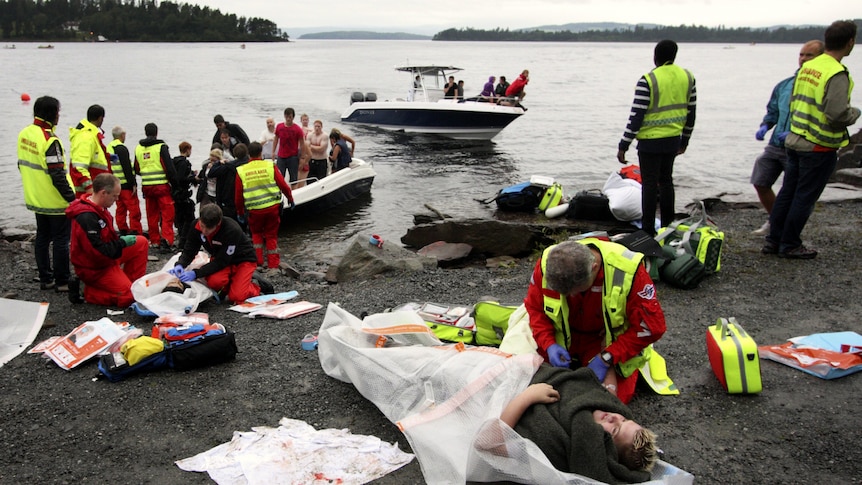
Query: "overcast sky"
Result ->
[[188, 0, 858, 35]]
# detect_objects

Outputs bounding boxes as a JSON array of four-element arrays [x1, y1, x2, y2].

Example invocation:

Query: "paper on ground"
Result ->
[[176, 417, 414, 485], [246, 301, 322, 320], [40, 317, 128, 370], [0, 298, 49, 367], [228, 291, 299, 313]]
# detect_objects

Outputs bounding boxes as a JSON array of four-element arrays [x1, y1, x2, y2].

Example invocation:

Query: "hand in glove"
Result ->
[[178, 269, 197, 283], [168, 264, 184, 278], [547, 344, 571, 368], [236, 214, 246, 225], [288, 200, 296, 210], [587, 355, 610, 382], [120, 235, 137, 247], [777, 131, 789, 143], [110, 154, 119, 162], [755, 125, 769, 141]]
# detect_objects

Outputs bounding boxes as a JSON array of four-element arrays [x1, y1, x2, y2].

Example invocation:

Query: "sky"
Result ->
[[186, 0, 859, 35]]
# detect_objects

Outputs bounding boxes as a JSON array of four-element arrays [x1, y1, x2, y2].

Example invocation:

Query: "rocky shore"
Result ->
[[1, 198, 861, 484]]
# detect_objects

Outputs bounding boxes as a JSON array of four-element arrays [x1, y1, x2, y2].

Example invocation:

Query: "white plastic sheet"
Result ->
[[130, 252, 213, 316]]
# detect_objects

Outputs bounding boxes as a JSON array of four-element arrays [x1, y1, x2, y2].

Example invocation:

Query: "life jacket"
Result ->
[[236, 159, 282, 210], [106, 139, 129, 186], [17, 121, 71, 215], [136, 143, 168, 186], [638, 64, 694, 140], [539, 239, 651, 377], [789, 54, 855, 148]]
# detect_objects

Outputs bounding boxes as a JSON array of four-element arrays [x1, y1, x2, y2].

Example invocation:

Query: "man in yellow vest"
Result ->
[[617, 40, 696, 235], [107, 125, 142, 236], [69, 104, 110, 198], [134, 122, 178, 254], [16, 95, 76, 291], [764, 20, 860, 259], [235, 141, 295, 270], [524, 239, 668, 404]]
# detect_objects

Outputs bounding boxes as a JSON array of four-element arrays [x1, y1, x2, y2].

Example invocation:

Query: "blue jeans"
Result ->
[[34, 213, 71, 285], [276, 155, 299, 183], [767, 148, 836, 252]]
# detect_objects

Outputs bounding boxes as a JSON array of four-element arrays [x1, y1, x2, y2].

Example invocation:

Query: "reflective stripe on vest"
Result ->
[[17, 124, 70, 214], [136, 143, 168, 185], [638, 64, 693, 140], [790, 54, 855, 148], [539, 239, 650, 377], [236, 160, 282, 210], [106, 139, 128, 186]]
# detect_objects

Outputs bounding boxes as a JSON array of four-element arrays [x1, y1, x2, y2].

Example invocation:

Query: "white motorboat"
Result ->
[[340, 65, 526, 141], [281, 158, 376, 218]]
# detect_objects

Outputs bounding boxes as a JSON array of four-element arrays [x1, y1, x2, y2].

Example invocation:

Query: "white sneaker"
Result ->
[[752, 221, 770, 236]]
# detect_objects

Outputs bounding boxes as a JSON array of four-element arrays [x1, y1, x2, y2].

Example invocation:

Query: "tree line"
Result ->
[[432, 20, 862, 43], [0, 0, 288, 42]]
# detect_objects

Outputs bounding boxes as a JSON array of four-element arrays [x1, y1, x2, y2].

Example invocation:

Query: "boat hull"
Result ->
[[341, 101, 524, 140], [281, 158, 376, 220]]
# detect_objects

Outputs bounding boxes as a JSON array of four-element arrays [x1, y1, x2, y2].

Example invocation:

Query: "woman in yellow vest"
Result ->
[[524, 239, 669, 404]]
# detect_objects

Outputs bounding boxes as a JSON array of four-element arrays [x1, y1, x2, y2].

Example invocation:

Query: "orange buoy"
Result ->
[[20, 93, 30, 101]]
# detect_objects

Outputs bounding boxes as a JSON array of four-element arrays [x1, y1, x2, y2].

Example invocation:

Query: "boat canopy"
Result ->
[[396, 65, 463, 102]]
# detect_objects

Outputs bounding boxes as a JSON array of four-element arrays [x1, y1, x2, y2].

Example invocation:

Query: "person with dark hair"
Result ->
[[524, 239, 668, 404], [65, 173, 147, 306], [306, 120, 329, 183], [208, 142, 248, 228], [617, 40, 697, 235], [750, 40, 825, 236], [494, 75, 510, 98], [218, 129, 240, 159], [172, 141, 197, 250], [106, 125, 142, 236], [211, 114, 249, 146], [69, 104, 110, 198], [134, 122, 178, 254], [17, 95, 76, 291], [444, 75, 458, 99], [328, 129, 352, 173], [235, 141, 295, 272], [271, 107, 310, 184], [764, 20, 860, 259], [172, 204, 272, 302]]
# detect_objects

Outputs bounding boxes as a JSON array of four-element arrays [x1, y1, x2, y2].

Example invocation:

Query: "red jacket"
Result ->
[[65, 196, 126, 270]]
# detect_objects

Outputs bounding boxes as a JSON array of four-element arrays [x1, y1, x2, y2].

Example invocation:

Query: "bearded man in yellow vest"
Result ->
[[17, 95, 76, 291], [69, 104, 110, 198], [763, 20, 860, 259], [235, 141, 295, 270], [134, 122, 178, 254], [524, 239, 668, 404], [617, 40, 696, 236]]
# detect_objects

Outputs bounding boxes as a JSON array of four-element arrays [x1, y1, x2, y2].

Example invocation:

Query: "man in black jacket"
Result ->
[[211, 114, 249, 146]]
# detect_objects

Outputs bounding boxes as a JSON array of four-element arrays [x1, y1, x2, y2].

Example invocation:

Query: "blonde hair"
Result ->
[[622, 427, 658, 472]]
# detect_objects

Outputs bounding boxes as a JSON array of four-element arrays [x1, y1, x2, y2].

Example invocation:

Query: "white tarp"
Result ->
[[0, 297, 48, 367]]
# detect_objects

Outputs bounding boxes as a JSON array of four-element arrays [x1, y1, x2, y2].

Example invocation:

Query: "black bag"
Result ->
[[658, 245, 707, 289], [97, 350, 169, 383], [492, 181, 546, 212], [169, 331, 238, 371], [567, 189, 616, 221]]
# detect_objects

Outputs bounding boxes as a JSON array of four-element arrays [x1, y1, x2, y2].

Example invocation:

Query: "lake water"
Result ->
[[2, 40, 859, 260]]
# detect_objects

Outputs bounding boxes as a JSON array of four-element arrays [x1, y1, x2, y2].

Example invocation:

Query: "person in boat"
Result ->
[[457, 80, 465, 100], [505, 70, 530, 103], [328, 129, 352, 173], [525, 239, 667, 404], [235, 141, 295, 271], [272, 107, 310, 184], [306, 120, 329, 184], [211, 114, 249, 147], [480, 76, 496, 102], [297, 114, 312, 188], [444, 75, 458, 99], [494, 75, 510, 98]]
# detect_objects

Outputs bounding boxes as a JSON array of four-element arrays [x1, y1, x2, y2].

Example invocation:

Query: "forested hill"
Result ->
[[0, 0, 288, 42], [433, 20, 862, 43]]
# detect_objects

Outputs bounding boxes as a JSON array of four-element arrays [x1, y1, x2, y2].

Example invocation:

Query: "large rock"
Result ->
[[326, 233, 436, 283], [401, 218, 555, 257], [417, 241, 473, 267]]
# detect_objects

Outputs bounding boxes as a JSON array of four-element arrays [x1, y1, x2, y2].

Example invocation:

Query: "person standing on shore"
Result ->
[[750, 40, 825, 236], [17, 95, 76, 292], [69, 104, 110, 198], [171, 141, 197, 250], [106, 126, 142, 236], [134, 122, 177, 254], [765, 20, 860, 259], [617, 40, 697, 235], [65, 174, 147, 306]]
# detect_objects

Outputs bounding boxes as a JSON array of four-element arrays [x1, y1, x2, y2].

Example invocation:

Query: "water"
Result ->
[[3, 41, 859, 260]]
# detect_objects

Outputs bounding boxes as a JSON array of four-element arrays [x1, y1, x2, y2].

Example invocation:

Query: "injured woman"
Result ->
[[317, 303, 691, 485]]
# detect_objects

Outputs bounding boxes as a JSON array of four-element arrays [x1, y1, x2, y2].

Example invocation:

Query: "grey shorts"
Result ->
[[750, 144, 788, 187]]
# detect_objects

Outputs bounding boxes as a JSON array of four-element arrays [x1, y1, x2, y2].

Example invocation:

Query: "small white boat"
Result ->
[[341, 65, 526, 141], [281, 158, 376, 218]]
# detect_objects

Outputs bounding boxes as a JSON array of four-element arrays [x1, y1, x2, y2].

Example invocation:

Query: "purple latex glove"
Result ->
[[587, 355, 610, 381], [777, 131, 790, 143], [755, 125, 769, 141], [547, 344, 571, 368], [178, 269, 197, 283]]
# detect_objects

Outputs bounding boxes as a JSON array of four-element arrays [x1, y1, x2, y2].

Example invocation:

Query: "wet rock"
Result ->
[[326, 233, 436, 283]]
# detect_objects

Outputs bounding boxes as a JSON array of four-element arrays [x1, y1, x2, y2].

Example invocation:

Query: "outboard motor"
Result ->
[[350, 91, 365, 104], [364, 92, 377, 102]]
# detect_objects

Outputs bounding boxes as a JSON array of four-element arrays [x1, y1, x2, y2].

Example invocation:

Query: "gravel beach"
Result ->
[[1, 200, 860, 484]]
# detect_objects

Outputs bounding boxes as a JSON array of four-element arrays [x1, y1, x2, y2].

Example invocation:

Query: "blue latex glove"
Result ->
[[288, 200, 296, 210], [168, 264, 184, 278], [777, 131, 790, 143], [755, 125, 769, 141], [587, 355, 610, 382], [547, 344, 571, 368], [120, 235, 137, 247], [178, 269, 197, 283], [236, 214, 246, 225], [110, 154, 119, 163]]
